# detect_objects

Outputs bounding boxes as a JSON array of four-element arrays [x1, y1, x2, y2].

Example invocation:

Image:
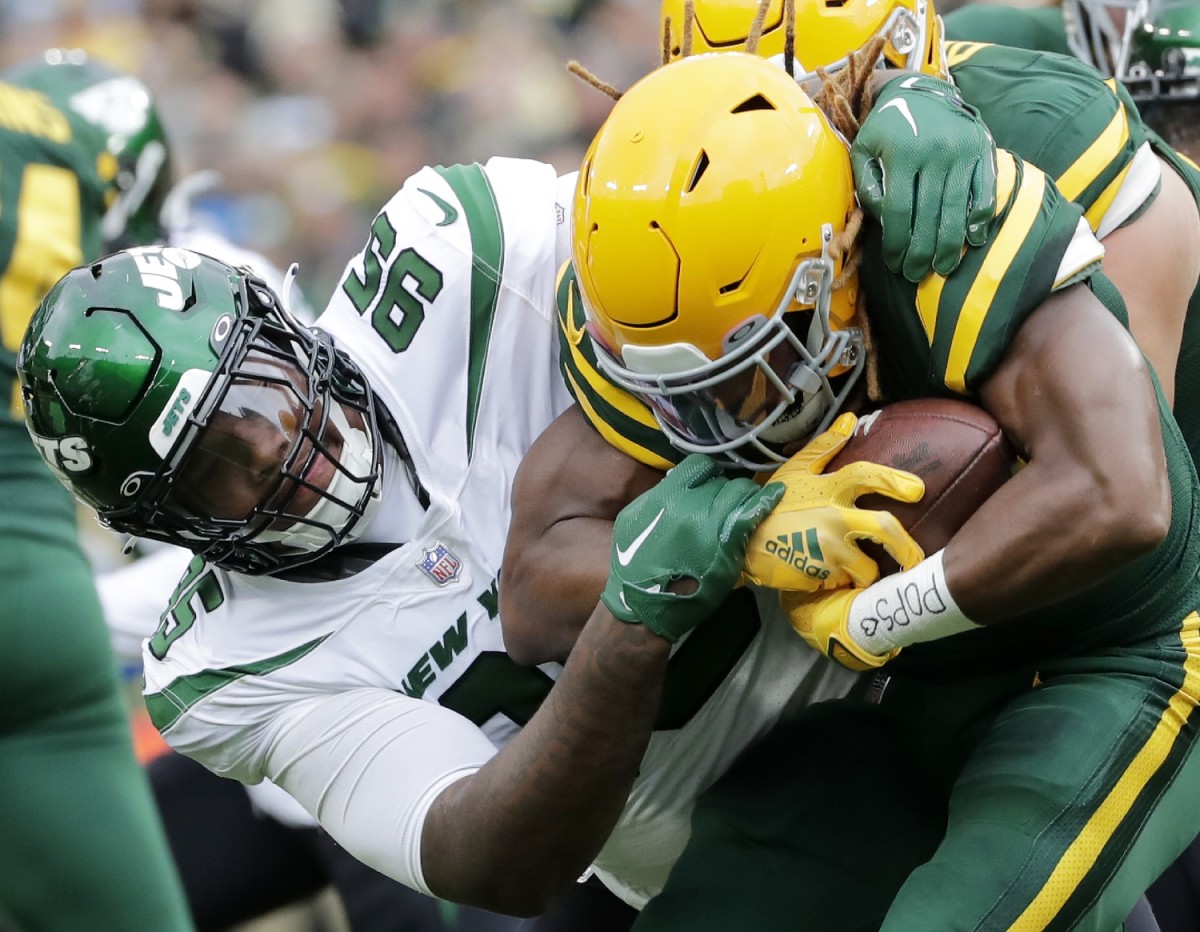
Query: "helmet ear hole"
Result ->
[[731, 93, 775, 113], [687, 151, 711, 192]]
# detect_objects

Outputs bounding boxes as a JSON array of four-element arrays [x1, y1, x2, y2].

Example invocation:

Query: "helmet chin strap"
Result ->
[[256, 402, 381, 552]]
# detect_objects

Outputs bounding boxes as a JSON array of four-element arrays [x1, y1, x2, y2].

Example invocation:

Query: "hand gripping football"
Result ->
[[828, 399, 1017, 559]]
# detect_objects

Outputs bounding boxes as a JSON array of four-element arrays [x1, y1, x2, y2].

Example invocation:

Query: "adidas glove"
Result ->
[[602, 454, 784, 643], [781, 588, 895, 672], [853, 73, 998, 282], [742, 414, 925, 594]]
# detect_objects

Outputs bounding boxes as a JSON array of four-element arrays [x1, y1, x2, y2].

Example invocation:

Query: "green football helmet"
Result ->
[[2, 48, 173, 250], [17, 247, 383, 575], [1064, 0, 1200, 102]]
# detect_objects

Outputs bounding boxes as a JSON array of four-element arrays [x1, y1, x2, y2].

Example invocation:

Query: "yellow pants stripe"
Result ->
[[1010, 611, 1200, 930]]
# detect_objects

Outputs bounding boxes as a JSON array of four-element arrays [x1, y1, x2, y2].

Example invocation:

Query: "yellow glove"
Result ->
[[742, 413, 926, 593], [781, 589, 898, 672]]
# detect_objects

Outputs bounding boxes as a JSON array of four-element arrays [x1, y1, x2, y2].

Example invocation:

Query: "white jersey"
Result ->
[[142, 156, 859, 908]]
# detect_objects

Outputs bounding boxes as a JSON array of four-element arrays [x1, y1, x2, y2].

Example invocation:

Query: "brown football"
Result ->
[[827, 399, 1017, 559]]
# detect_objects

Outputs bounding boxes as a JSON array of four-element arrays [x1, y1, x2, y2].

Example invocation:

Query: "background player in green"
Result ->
[[942, 0, 1072, 55], [510, 50, 1200, 931], [0, 50, 193, 932]]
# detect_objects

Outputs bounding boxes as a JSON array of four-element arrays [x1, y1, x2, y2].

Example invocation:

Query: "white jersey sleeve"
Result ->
[[164, 676, 496, 894], [143, 549, 528, 895]]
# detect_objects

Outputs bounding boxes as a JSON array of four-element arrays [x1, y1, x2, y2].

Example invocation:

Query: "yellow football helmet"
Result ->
[[660, 0, 946, 80], [573, 53, 864, 471]]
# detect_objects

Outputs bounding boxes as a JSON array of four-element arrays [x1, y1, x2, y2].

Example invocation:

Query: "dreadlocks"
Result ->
[[810, 36, 889, 402], [566, 60, 622, 101]]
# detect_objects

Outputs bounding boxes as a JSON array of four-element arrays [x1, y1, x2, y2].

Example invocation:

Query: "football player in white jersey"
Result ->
[[13, 155, 809, 919], [93, 191, 524, 931]]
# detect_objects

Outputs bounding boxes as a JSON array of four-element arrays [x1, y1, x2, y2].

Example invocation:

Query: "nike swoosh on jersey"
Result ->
[[879, 98, 919, 137], [418, 188, 459, 227], [616, 508, 666, 567]]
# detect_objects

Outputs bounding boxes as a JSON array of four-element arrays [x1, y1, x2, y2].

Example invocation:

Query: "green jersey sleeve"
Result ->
[[943, 4, 1070, 55], [865, 150, 1104, 400], [555, 263, 681, 471], [946, 42, 1157, 236]]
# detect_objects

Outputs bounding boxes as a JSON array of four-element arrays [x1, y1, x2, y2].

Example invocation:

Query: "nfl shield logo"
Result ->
[[417, 541, 462, 586]]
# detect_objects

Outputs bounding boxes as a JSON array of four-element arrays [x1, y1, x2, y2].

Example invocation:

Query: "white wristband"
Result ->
[[846, 550, 978, 655]]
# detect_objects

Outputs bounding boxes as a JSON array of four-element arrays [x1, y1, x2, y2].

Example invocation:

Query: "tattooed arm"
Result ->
[[423, 607, 670, 913], [427, 455, 779, 912]]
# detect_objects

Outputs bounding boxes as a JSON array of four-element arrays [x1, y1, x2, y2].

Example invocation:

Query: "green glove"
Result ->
[[852, 73, 998, 283], [602, 454, 784, 643]]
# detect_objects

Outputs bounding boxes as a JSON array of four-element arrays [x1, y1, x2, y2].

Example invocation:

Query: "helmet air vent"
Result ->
[[731, 94, 775, 113], [687, 151, 711, 192]]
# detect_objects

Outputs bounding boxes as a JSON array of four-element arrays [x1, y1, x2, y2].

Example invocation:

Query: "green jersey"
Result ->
[[944, 40, 1200, 465], [943, 4, 1070, 56], [860, 156, 1200, 672], [946, 41, 1160, 238], [0, 78, 112, 430]]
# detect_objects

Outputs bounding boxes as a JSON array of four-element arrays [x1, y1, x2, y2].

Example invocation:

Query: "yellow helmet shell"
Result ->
[[573, 52, 855, 365], [661, 0, 789, 58], [660, 0, 946, 78]]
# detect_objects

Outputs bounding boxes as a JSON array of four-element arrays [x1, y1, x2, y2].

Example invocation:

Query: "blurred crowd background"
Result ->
[[0, 0, 664, 306], [0, 0, 1049, 310]]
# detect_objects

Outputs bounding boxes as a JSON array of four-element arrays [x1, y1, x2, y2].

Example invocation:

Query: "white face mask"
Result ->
[[255, 401, 381, 553]]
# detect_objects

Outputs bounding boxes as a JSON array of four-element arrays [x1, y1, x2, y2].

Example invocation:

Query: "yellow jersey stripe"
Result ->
[[563, 332, 661, 432], [945, 158, 1043, 392], [925, 151, 1020, 342], [1010, 611, 1200, 930], [994, 149, 1019, 218], [562, 368, 674, 471], [1056, 101, 1130, 202], [1083, 160, 1133, 234], [915, 273, 947, 346], [944, 41, 990, 68]]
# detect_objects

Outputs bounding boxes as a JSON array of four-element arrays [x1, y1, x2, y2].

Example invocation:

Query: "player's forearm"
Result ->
[[499, 517, 614, 665], [500, 405, 663, 666], [948, 287, 1170, 624], [421, 603, 668, 915]]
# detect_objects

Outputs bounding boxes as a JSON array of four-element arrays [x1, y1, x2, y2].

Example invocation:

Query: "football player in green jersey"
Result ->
[[508, 49, 1200, 931], [651, 1, 1200, 461], [0, 49, 194, 932]]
